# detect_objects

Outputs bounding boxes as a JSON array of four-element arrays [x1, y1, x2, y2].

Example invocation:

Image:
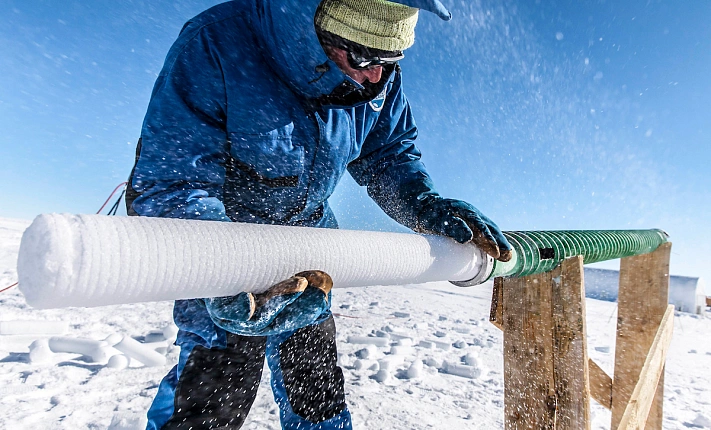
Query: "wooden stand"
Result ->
[[490, 243, 673, 430]]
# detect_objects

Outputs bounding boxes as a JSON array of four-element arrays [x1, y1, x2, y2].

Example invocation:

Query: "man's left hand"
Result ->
[[415, 197, 513, 262]]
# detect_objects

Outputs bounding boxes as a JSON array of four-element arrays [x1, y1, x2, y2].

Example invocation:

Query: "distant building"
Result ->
[[584, 268, 707, 315]]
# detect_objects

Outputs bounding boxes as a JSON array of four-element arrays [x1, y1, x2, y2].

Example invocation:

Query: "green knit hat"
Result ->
[[315, 0, 419, 52]]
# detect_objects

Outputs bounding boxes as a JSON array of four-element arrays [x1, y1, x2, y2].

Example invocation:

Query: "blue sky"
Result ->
[[1, 0, 709, 292]]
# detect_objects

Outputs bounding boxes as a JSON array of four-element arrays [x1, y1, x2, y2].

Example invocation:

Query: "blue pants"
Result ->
[[146, 301, 352, 429]]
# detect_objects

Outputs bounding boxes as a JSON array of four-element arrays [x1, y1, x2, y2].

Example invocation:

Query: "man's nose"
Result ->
[[361, 66, 383, 83]]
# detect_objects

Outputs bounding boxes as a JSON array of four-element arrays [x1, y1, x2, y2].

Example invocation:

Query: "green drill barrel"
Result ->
[[488, 229, 669, 280]]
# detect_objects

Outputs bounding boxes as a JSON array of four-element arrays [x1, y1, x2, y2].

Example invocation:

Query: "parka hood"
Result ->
[[250, 0, 450, 101]]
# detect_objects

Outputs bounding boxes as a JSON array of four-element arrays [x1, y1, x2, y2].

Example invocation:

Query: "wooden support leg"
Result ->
[[552, 256, 591, 429], [500, 256, 590, 430], [611, 242, 671, 430], [501, 269, 556, 429]]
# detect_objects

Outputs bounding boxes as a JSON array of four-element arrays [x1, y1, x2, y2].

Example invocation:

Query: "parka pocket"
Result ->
[[228, 122, 303, 188]]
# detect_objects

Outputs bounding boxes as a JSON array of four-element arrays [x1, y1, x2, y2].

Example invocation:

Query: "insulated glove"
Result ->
[[204, 270, 333, 337], [414, 197, 513, 262], [370, 175, 512, 262]]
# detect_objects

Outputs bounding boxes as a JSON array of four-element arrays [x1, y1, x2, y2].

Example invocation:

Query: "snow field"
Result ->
[[339, 308, 489, 383], [1, 218, 710, 429]]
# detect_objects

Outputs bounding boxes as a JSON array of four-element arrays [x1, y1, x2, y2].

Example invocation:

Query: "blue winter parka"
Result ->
[[127, 0, 457, 360], [128, 0, 444, 231]]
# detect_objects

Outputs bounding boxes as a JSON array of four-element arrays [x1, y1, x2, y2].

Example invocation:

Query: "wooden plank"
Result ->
[[502, 270, 557, 429], [551, 256, 591, 429], [490, 277, 504, 331], [647, 369, 665, 430], [588, 359, 613, 410], [611, 242, 671, 430], [706, 296, 711, 307], [616, 305, 675, 430]]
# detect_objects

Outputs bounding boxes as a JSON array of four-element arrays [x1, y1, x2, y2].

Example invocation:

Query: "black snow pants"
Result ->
[[154, 315, 351, 429]]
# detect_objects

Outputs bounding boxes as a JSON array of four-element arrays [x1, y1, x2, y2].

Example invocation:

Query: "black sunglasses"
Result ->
[[317, 29, 404, 70], [345, 49, 404, 70]]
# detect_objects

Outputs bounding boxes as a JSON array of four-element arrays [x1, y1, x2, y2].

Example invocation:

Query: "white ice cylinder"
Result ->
[[0, 320, 68, 336], [405, 359, 424, 379], [442, 361, 482, 379], [353, 359, 379, 371], [17, 213, 488, 309], [378, 356, 404, 371], [107, 354, 131, 370], [162, 324, 179, 343], [47, 336, 111, 362], [28, 339, 53, 364], [105, 334, 166, 367], [374, 369, 391, 383], [346, 336, 390, 347], [108, 412, 148, 430]]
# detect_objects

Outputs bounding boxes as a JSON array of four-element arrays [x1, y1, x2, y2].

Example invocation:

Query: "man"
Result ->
[[127, 0, 512, 428]]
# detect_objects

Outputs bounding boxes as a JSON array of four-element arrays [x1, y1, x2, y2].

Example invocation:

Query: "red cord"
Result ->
[[96, 182, 128, 214], [0, 282, 18, 293]]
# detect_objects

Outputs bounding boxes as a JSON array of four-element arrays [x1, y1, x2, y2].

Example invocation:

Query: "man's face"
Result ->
[[323, 45, 384, 85]]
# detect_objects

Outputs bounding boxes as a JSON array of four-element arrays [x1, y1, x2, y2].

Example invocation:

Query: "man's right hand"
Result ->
[[204, 270, 333, 336]]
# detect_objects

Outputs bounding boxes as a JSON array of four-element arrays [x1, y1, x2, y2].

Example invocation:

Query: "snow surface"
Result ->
[[1, 217, 710, 429]]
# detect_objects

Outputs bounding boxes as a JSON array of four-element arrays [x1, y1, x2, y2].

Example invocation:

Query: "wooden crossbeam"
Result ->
[[616, 305, 675, 430], [588, 359, 613, 410]]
